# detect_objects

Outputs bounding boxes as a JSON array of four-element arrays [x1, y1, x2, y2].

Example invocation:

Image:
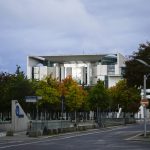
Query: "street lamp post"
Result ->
[[60, 95, 65, 131], [61, 95, 65, 119], [143, 74, 147, 137], [136, 59, 150, 137]]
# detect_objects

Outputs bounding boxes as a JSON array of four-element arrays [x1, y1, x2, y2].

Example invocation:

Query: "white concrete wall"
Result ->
[[55, 65, 60, 80], [115, 64, 119, 75], [11, 100, 29, 132], [90, 65, 97, 84], [117, 53, 126, 74], [97, 64, 107, 76], [81, 67, 84, 84], [39, 66, 48, 80], [47, 67, 56, 78], [27, 56, 41, 79], [117, 53, 125, 66], [92, 66, 97, 77], [61, 66, 65, 80], [65, 67, 72, 77], [108, 76, 122, 88], [87, 63, 92, 85]]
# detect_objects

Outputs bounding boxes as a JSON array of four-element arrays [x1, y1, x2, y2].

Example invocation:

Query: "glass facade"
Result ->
[[101, 54, 117, 65], [64, 63, 87, 84], [107, 65, 115, 75]]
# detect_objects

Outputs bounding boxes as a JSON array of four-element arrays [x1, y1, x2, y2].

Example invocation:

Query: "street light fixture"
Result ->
[[136, 59, 150, 137], [136, 59, 150, 67]]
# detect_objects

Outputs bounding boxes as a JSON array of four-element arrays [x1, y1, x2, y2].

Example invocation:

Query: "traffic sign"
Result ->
[[141, 89, 150, 93], [141, 89, 150, 99], [25, 96, 37, 103], [141, 99, 149, 107], [16, 105, 20, 116]]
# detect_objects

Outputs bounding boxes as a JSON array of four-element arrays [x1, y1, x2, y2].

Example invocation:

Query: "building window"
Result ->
[[108, 65, 115, 75], [101, 54, 117, 65]]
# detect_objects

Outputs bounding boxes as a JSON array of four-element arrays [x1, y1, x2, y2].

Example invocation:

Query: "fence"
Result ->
[[98, 118, 136, 127], [0, 121, 11, 131], [29, 118, 136, 133]]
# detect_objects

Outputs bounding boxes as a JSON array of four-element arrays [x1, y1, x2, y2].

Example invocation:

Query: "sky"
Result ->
[[0, 0, 150, 73]]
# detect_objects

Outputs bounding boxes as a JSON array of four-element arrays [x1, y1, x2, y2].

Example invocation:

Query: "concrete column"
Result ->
[[61, 66, 65, 81], [87, 63, 91, 85], [81, 67, 84, 84], [55, 64, 60, 80], [11, 100, 29, 132]]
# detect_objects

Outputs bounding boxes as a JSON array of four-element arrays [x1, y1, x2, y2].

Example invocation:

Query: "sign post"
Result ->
[[141, 99, 149, 107], [25, 96, 42, 119], [136, 59, 150, 137], [25, 96, 42, 132], [25, 96, 37, 103]]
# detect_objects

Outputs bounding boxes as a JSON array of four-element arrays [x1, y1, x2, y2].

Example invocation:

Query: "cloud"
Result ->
[[0, 0, 100, 50], [0, 0, 150, 72]]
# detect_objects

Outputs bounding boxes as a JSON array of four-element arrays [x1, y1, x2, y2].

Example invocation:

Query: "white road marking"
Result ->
[[125, 133, 142, 140], [0, 126, 128, 149], [0, 133, 6, 137], [0, 141, 23, 144]]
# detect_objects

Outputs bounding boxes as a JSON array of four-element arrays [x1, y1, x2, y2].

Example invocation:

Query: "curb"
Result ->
[[0, 132, 6, 137], [125, 133, 142, 141], [126, 133, 150, 142]]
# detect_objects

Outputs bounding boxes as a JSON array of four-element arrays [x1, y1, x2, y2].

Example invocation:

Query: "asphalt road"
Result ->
[[0, 123, 150, 150]]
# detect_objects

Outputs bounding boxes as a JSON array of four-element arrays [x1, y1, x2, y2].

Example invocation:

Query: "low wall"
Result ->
[[11, 100, 30, 132], [27, 118, 136, 137], [30, 118, 136, 131], [29, 120, 95, 131], [0, 121, 11, 131], [0, 100, 30, 132], [99, 118, 136, 127]]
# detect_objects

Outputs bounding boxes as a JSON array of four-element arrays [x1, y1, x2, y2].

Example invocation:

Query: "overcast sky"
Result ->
[[0, 0, 150, 73]]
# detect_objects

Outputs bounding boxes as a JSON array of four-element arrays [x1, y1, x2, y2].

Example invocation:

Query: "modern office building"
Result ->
[[27, 53, 125, 88]]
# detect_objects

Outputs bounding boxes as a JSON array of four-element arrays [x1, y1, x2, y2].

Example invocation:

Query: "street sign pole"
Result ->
[[25, 96, 42, 133], [136, 59, 150, 137], [143, 75, 147, 137]]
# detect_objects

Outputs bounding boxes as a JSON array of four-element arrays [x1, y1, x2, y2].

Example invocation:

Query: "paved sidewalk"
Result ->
[[0, 131, 6, 137], [0, 131, 37, 139], [0, 128, 107, 142], [125, 131, 150, 142], [1, 124, 150, 142], [0, 128, 99, 140]]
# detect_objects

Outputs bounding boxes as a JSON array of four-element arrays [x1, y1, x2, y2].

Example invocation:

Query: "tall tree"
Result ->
[[60, 76, 88, 111], [124, 42, 150, 88], [0, 66, 34, 113], [0, 72, 13, 112], [35, 75, 60, 111], [88, 80, 109, 111], [108, 80, 140, 113]]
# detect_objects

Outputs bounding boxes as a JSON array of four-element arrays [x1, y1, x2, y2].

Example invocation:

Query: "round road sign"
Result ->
[[141, 99, 149, 107]]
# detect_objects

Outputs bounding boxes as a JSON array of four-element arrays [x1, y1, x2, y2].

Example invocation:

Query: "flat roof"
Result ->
[[29, 54, 117, 63]]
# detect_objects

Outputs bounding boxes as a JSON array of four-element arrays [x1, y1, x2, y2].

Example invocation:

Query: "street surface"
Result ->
[[0, 123, 150, 150]]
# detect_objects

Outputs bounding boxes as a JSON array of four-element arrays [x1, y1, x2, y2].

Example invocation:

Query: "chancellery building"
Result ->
[[27, 53, 125, 88]]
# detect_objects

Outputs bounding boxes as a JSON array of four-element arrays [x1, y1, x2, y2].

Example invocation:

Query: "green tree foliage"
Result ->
[[0, 72, 13, 112], [0, 66, 34, 112], [124, 42, 150, 88], [60, 76, 88, 111], [35, 75, 60, 111], [88, 80, 109, 111], [108, 80, 140, 113]]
